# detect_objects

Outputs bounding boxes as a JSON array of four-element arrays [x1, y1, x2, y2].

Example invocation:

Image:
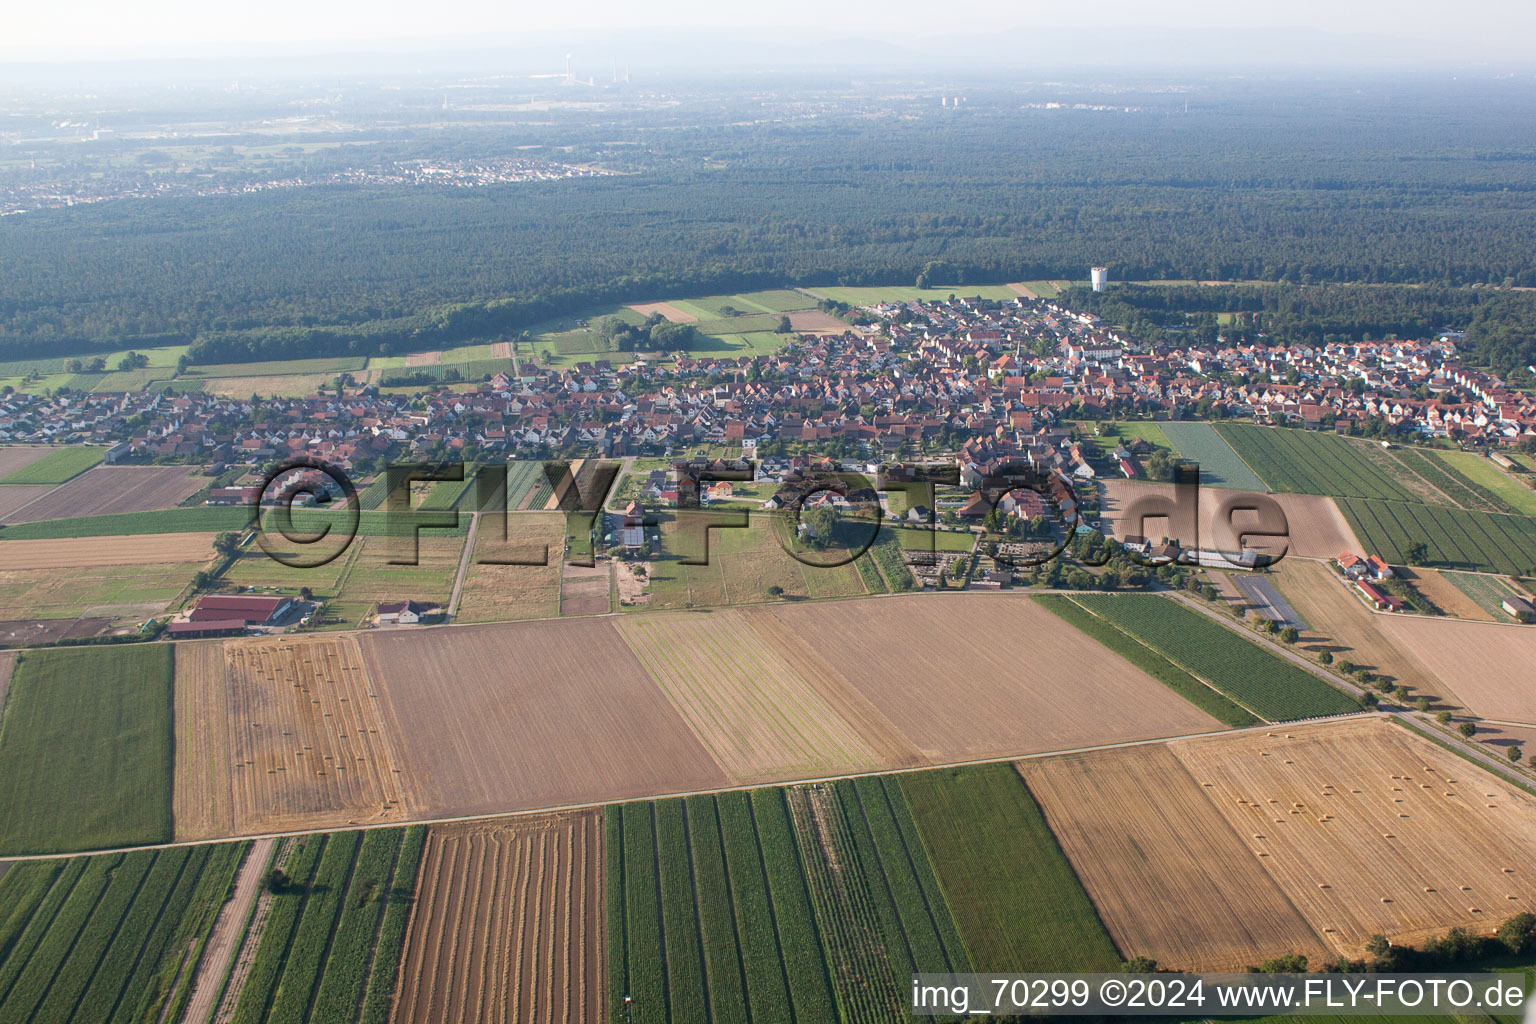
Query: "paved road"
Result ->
[[179, 837, 276, 1024]]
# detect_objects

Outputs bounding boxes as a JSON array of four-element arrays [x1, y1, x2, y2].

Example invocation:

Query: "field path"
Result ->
[[181, 838, 276, 1024], [448, 512, 480, 618], [0, 650, 14, 726]]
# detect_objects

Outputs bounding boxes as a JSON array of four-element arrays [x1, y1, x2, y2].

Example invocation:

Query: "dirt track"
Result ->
[[179, 838, 276, 1024]]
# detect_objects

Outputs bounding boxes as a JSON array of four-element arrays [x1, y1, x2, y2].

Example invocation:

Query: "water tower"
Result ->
[[1091, 266, 1109, 292]]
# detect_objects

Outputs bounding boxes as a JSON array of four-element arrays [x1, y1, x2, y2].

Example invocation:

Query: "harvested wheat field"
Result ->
[[172, 641, 234, 841], [457, 513, 563, 623], [1396, 568, 1494, 621], [490, 341, 514, 359], [1374, 615, 1536, 724], [0, 650, 15, 719], [224, 635, 409, 833], [626, 301, 696, 323], [1171, 717, 1536, 956], [764, 594, 1225, 762], [786, 309, 849, 333], [559, 562, 610, 616], [1272, 559, 1441, 695], [358, 619, 727, 817], [405, 350, 444, 366], [616, 609, 882, 782], [1022, 743, 1328, 970], [1100, 481, 1361, 560], [0, 532, 216, 571], [2, 465, 206, 523], [394, 812, 603, 1024]]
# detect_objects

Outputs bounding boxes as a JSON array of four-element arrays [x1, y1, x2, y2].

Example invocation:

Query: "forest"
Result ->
[[2, 76, 1535, 368]]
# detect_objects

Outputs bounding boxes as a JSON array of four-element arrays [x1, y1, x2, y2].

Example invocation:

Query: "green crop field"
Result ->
[[231, 826, 423, 1024], [186, 356, 367, 377], [1158, 422, 1268, 490], [1433, 451, 1536, 515], [1388, 447, 1509, 513], [900, 763, 1122, 972], [1338, 497, 1536, 576], [0, 446, 104, 485], [608, 791, 837, 1024], [0, 645, 175, 854], [1102, 421, 1173, 451], [1037, 595, 1258, 727], [0, 506, 254, 539], [1443, 571, 1527, 620], [0, 841, 246, 1024], [1066, 594, 1359, 720], [1215, 424, 1428, 501]]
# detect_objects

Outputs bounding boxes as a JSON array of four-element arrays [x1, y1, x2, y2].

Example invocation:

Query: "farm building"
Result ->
[[188, 594, 293, 624], [205, 486, 261, 506], [1339, 551, 1393, 581], [1356, 581, 1405, 612], [377, 600, 431, 624], [166, 619, 246, 639], [1502, 596, 1536, 623]]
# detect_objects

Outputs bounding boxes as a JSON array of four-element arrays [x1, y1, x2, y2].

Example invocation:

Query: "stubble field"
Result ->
[[1099, 480, 1361, 560], [1173, 718, 1536, 955], [1021, 743, 1329, 970], [357, 619, 728, 817], [1026, 717, 1536, 965], [223, 635, 410, 833], [172, 641, 234, 842], [762, 594, 1225, 762], [394, 811, 604, 1024], [615, 609, 883, 783], [456, 512, 563, 623], [0, 531, 215, 570]]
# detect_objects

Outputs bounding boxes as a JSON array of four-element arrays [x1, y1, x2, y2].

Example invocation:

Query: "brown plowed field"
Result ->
[[1271, 559, 1443, 696], [0, 446, 51, 478], [3, 465, 206, 523], [1396, 568, 1493, 621], [626, 301, 696, 323], [0, 485, 56, 523], [1173, 717, 1536, 956], [1021, 744, 1329, 970], [490, 341, 514, 358], [394, 812, 603, 1024], [763, 594, 1224, 762], [173, 641, 235, 841], [457, 512, 563, 622], [1374, 615, 1536, 724], [0, 532, 216, 570], [616, 609, 882, 782], [357, 619, 727, 817], [224, 635, 409, 833]]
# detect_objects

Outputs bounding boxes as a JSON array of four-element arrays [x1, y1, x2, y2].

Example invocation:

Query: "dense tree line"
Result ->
[[3, 83, 1535, 366], [1061, 284, 1536, 374]]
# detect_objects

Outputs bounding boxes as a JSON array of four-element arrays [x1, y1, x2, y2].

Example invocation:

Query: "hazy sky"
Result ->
[[9, 0, 1536, 60]]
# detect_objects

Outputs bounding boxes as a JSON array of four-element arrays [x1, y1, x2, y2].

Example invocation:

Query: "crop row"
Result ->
[[1216, 423, 1419, 502], [0, 841, 244, 1024], [609, 790, 839, 1024], [1069, 594, 1359, 720], [1340, 496, 1536, 576], [1392, 447, 1510, 513], [899, 763, 1122, 973], [788, 785, 903, 1024], [233, 827, 416, 1024]]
